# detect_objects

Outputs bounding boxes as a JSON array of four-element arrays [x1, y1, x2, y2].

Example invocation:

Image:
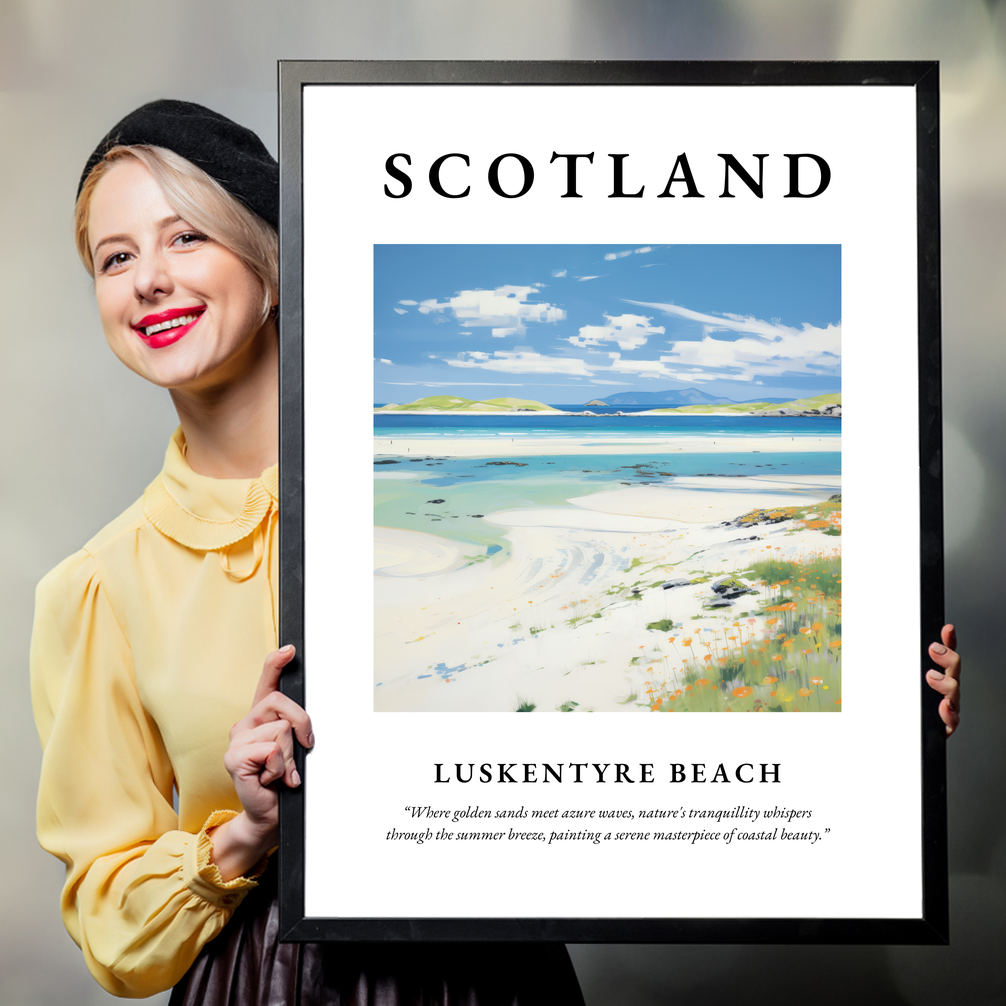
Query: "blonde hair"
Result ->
[[75, 145, 278, 323]]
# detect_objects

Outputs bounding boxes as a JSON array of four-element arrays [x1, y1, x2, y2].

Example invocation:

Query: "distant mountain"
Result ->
[[648, 393, 841, 417], [589, 390, 731, 406], [587, 391, 797, 406]]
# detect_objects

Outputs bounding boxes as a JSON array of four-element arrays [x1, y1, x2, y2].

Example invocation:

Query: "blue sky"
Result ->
[[374, 245, 841, 404]]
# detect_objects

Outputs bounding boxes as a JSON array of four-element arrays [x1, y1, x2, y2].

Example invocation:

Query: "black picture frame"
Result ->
[[277, 60, 945, 945]]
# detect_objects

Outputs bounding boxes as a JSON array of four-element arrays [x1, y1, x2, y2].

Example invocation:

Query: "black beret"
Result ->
[[77, 99, 278, 228]]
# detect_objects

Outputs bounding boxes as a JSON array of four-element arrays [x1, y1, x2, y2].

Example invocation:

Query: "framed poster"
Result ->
[[277, 61, 946, 943]]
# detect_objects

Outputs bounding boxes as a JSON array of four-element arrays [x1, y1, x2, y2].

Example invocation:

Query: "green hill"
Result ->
[[778, 393, 841, 411], [376, 395, 559, 413]]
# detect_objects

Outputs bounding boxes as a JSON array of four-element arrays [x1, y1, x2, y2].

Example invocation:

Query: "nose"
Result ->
[[133, 247, 173, 303]]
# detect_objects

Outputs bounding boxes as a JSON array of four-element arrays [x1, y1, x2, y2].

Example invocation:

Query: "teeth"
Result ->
[[142, 313, 199, 337]]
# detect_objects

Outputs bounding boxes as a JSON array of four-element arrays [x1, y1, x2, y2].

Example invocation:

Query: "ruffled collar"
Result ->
[[143, 428, 278, 551]]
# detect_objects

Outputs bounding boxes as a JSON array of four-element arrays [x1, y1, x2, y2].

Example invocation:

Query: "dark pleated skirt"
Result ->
[[169, 869, 584, 1006]]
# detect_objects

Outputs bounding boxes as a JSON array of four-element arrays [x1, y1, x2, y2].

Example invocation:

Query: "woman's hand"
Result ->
[[926, 624, 961, 738], [209, 645, 314, 881]]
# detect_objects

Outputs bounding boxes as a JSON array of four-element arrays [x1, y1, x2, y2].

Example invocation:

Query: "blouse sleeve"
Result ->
[[30, 549, 262, 998]]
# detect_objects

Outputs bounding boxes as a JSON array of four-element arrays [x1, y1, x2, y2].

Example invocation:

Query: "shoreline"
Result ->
[[374, 434, 841, 458]]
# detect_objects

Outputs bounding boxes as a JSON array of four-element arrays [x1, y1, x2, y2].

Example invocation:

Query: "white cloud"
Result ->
[[567, 313, 665, 352], [419, 285, 565, 338], [405, 296, 838, 389], [377, 358, 394, 365], [393, 308, 408, 315], [606, 353, 691, 381], [445, 349, 595, 377], [576, 275, 601, 282], [398, 300, 418, 306], [533, 282, 547, 287], [610, 299, 841, 384], [605, 247, 652, 260], [552, 269, 567, 278]]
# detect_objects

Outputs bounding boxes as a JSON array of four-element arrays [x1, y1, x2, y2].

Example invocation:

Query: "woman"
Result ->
[[31, 100, 586, 1003]]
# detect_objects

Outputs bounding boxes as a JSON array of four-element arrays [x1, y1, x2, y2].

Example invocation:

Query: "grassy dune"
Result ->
[[376, 395, 560, 412]]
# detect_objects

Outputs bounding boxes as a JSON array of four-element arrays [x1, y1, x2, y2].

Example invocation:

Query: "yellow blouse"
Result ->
[[31, 428, 279, 998]]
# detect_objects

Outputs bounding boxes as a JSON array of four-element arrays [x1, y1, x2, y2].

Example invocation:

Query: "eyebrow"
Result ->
[[91, 215, 185, 258]]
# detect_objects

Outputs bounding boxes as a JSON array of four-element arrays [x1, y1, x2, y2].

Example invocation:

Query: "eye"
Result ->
[[100, 251, 132, 274], [172, 230, 208, 249]]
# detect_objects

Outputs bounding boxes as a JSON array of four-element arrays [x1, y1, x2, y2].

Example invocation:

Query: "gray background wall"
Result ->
[[1, 2, 1003, 1003]]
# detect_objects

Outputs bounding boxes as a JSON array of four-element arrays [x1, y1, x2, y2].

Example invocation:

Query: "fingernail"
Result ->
[[292, 768, 301, 787], [307, 732, 315, 748], [280, 644, 295, 654], [927, 670, 944, 680], [931, 643, 947, 654]]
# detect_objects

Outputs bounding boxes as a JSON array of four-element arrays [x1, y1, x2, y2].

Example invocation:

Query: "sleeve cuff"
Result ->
[[182, 810, 269, 909]]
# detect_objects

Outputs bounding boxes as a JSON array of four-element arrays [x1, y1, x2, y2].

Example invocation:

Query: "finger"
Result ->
[[941, 624, 957, 652], [245, 691, 314, 749], [258, 742, 287, 787], [928, 641, 961, 681], [234, 720, 301, 788], [926, 669, 960, 706], [224, 739, 287, 786], [939, 696, 960, 737], [252, 645, 296, 707]]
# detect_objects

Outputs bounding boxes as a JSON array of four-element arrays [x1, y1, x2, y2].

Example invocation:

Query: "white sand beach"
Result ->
[[375, 526, 468, 577], [374, 474, 841, 712], [373, 434, 841, 459]]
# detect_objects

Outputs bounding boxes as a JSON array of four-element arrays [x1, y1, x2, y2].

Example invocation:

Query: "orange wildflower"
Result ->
[[732, 686, 753, 698]]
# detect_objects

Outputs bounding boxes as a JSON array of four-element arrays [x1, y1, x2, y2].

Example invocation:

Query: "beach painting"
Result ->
[[373, 245, 841, 713]]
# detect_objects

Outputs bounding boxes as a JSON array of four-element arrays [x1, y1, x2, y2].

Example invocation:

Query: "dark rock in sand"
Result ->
[[711, 576, 757, 601]]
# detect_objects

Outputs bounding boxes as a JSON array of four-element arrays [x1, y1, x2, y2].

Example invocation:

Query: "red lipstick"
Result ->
[[132, 306, 205, 349]]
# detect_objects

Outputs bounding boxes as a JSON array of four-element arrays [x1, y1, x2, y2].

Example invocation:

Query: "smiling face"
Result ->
[[87, 158, 272, 393]]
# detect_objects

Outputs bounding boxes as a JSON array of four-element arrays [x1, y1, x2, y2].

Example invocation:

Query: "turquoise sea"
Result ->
[[374, 414, 840, 553], [374, 410, 839, 441]]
